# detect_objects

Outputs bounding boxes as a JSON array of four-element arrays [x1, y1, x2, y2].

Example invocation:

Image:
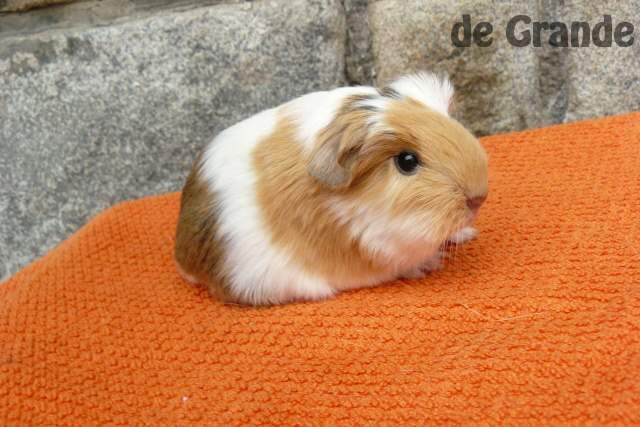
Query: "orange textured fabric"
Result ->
[[1, 113, 640, 425]]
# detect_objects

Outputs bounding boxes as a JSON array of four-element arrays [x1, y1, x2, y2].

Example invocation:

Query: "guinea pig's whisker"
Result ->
[[453, 236, 459, 263]]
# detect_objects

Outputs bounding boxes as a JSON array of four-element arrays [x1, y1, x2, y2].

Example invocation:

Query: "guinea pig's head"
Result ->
[[308, 73, 488, 251]]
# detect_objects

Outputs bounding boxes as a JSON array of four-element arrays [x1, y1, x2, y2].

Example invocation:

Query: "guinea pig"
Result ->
[[174, 72, 488, 306]]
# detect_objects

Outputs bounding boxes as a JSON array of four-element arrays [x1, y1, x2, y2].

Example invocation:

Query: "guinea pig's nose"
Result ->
[[466, 195, 486, 212]]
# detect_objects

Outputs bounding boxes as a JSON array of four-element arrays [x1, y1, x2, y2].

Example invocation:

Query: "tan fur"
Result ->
[[253, 95, 488, 284], [307, 107, 372, 188], [253, 112, 390, 282], [375, 98, 489, 239], [174, 154, 232, 301], [385, 98, 488, 199]]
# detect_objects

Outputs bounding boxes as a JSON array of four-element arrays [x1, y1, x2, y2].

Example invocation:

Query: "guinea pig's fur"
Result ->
[[175, 72, 488, 305]]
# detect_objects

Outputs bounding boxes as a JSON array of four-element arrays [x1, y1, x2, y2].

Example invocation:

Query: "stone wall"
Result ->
[[0, 0, 76, 13], [1, 0, 639, 280]]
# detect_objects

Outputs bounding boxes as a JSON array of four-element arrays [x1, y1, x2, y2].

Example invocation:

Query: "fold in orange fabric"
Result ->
[[1, 113, 639, 425]]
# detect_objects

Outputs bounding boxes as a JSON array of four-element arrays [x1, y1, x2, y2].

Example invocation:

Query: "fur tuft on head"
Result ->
[[385, 72, 454, 117]]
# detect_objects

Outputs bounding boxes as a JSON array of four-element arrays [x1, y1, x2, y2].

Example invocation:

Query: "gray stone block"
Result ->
[[0, 0, 346, 280], [368, 0, 543, 136], [0, 0, 75, 13], [559, 1, 640, 122], [368, 0, 640, 135], [343, 0, 375, 85]]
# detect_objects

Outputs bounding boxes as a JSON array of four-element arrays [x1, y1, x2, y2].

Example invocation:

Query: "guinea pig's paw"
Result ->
[[175, 261, 201, 286], [401, 267, 430, 280], [447, 226, 478, 245], [401, 252, 444, 279], [421, 252, 445, 272]]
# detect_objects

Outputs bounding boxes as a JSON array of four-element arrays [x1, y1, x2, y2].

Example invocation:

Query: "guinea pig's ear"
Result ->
[[307, 109, 371, 189]]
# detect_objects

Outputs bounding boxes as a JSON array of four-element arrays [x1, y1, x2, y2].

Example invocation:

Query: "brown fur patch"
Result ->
[[174, 154, 232, 301]]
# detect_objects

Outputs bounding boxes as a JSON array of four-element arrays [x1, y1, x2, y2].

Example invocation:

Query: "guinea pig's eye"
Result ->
[[394, 151, 420, 175]]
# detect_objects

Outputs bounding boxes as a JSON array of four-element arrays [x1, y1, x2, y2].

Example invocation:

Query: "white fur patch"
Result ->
[[286, 86, 379, 151], [327, 197, 441, 290], [354, 97, 396, 136], [447, 226, 478, 244], [201, 108, 334, 305], [401, 251, 445, 279], [388, 72, 454, 116]]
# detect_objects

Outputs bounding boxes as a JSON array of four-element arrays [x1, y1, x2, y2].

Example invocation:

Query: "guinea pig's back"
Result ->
[[174, 107, 280, 300], [175, 85, 384, 304]]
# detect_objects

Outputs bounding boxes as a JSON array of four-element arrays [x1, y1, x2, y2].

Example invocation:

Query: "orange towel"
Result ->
[[1, 113, 639, 425]]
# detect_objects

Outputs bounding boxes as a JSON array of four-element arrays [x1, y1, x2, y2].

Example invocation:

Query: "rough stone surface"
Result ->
[[0, 0, 76, 13], [369, 0, 542, 136], [0, 0, 244, 38], [0, 0, 346, 280], [343, 0, 375, 85], [560, 1, 640, 122], [368, 0, 640, 134]]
